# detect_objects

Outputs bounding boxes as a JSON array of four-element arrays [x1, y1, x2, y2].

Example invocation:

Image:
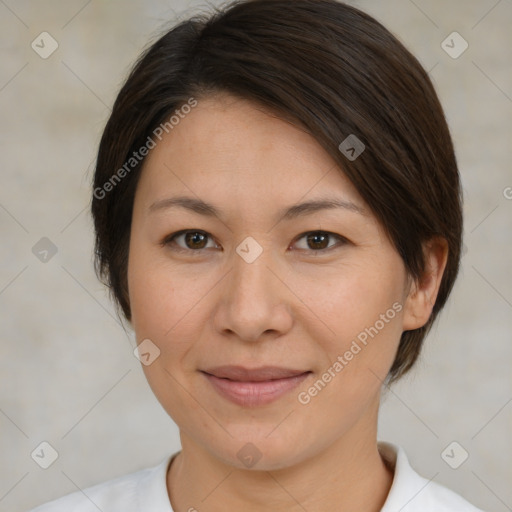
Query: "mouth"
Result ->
[[200, 365, 312, 407]]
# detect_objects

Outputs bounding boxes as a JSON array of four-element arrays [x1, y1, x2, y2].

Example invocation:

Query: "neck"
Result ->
[[167, 401, 394, 512]]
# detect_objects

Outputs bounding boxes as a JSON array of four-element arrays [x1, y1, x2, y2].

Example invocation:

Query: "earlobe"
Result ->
[[402, 237, 449, 331]]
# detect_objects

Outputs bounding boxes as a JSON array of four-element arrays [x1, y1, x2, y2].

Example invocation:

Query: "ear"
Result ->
[[402, 237, 449, 331]]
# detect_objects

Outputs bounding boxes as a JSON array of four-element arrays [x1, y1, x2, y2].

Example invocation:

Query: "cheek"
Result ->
[[128, 248, 202, 419], [127, 243, 209, 371], [294, 258, 404, 337], [128, 268, 169, 337], [127, 236, 181, 337], [294, 275, 403, 420], [291, 259, 406, 397]]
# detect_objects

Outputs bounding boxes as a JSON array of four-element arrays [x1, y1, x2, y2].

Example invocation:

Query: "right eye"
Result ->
[[161, 230, 220, 253]]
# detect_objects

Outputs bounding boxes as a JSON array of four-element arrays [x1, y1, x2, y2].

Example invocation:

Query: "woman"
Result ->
[[29, 0, 485, 510]]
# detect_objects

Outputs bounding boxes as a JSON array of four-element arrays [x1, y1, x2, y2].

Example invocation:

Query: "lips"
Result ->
[[200, 365, 312, 407], [201, 365, 310, 381]]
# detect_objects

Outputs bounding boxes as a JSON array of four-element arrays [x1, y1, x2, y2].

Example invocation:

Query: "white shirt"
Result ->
[[27, 442, 485, 511]]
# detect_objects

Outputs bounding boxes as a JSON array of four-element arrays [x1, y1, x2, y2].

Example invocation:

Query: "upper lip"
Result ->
[[201, 365, 310, 382]]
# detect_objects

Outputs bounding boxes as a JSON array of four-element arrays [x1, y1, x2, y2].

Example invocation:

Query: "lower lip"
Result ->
[[202, 371, 311, 407]]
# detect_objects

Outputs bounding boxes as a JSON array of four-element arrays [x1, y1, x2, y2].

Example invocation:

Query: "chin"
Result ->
[[200, 425, 319, 472]]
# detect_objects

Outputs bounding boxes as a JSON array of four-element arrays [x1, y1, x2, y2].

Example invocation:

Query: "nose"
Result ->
[[212, 244, 293, 343]]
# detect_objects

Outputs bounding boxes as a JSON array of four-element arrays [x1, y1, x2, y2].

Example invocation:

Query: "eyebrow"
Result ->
[[148, 195, 367, 221]]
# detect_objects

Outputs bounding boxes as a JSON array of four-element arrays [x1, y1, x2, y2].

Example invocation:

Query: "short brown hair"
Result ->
[[91, 0, 463, 384]]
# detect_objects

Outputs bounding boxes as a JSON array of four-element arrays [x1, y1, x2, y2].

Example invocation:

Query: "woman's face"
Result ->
[[127, 93, 414, 470]]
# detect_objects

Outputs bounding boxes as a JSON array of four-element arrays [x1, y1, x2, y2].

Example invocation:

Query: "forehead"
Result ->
[[135, 94, 366, 218]]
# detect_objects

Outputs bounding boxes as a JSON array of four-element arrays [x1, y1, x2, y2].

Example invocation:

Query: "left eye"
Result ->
[[292, 231, 346, 252], [162, 230, 346, 253]]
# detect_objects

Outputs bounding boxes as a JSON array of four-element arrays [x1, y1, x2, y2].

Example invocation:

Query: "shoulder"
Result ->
[[26, 467, 151, 512], [378, 441, 486, 512], [26, 454, 175, 512], [416, 479, 486, 512]]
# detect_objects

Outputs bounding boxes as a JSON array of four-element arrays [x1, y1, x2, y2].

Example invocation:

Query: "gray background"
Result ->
[[1, 1, 511, 511]]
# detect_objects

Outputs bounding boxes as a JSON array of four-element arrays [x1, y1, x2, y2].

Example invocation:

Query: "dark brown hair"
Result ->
[[91, 0, 462, 384]]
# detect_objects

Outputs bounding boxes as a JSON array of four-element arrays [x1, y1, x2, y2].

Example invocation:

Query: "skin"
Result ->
[[127, 93, 448, 512]]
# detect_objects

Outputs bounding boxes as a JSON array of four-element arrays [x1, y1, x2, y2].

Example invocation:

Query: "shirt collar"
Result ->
[[378, 441, 438, 511], [135, 451, 179, 512]]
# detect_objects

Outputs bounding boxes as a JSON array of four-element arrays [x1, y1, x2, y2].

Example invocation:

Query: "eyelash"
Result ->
[[160, 230, 348, 255]]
